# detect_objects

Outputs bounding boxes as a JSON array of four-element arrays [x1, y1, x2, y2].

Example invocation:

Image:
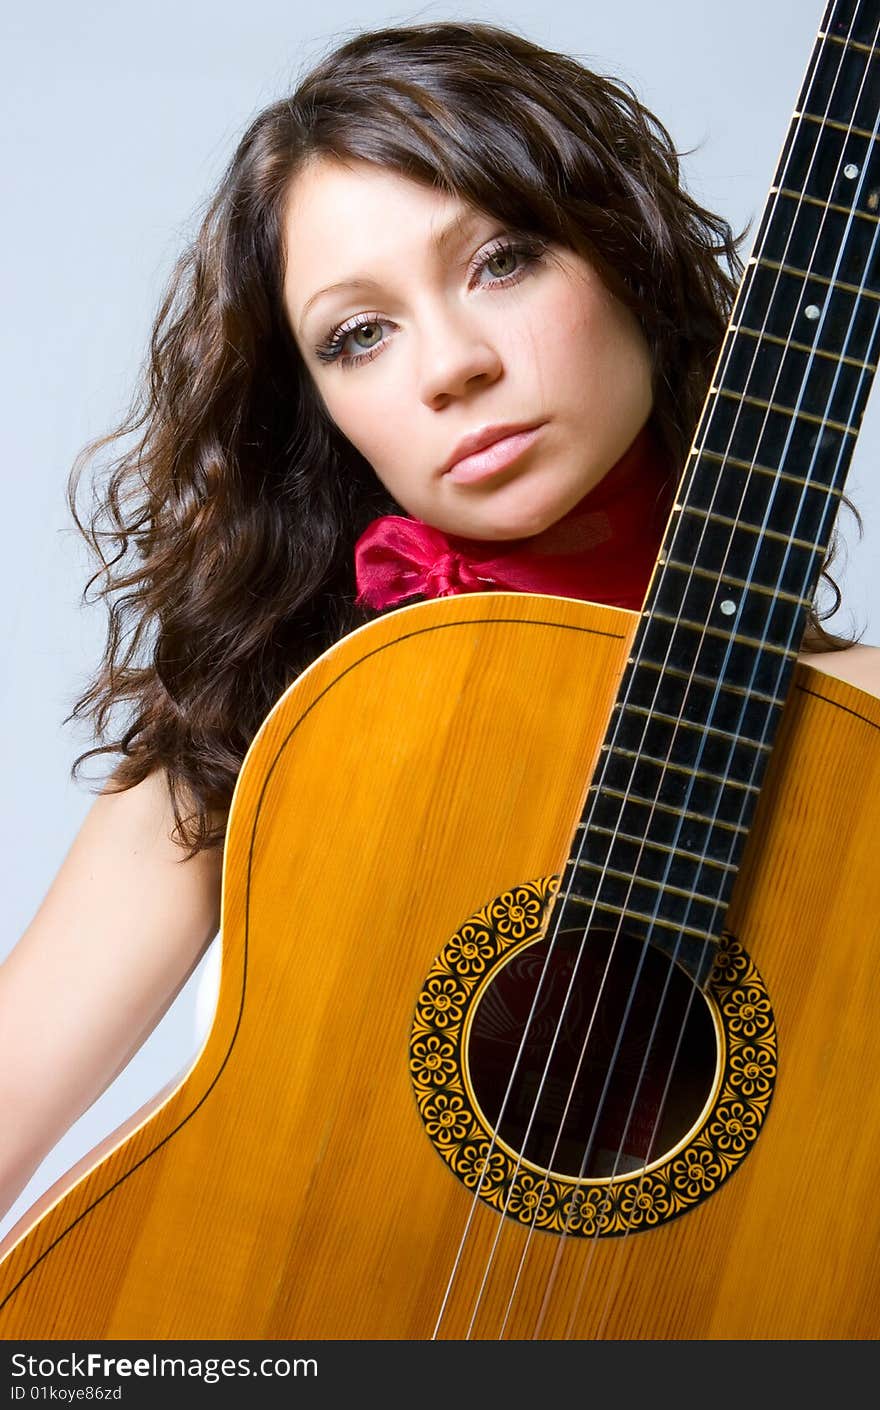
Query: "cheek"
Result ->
[[320, 381, 398, 463], [529, 281, 613, 391], [568, 295, 652, 407], [318, 378, 419, 503], [554, 265, 640, 350]]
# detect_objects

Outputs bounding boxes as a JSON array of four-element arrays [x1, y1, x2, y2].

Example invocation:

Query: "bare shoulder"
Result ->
[[797, 643, 880, 701]]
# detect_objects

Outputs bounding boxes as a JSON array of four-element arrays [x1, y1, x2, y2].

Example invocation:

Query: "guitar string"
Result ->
[[509, 0, 877, 1339], [587, 138, 880, 1342], [431, 0, 873, 1340], [487, 0, 871, 1339], [433, 0, 861, 1340], [554, 0, 880, 1340], [550, 0, 880, 1341]]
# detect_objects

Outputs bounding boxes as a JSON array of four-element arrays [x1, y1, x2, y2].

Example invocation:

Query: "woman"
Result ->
[[0, 16, 876, 1232]]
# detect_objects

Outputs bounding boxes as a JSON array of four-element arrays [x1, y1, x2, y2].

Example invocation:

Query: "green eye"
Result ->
[[352, 322, 383, 349], [485, 249, 518, 279]]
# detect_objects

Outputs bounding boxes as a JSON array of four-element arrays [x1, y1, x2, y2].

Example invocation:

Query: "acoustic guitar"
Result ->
[[2, 0, 879, 1339]]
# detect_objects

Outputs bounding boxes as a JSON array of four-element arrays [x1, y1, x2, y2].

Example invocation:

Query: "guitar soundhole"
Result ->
[[468, 929, 717, 1178]]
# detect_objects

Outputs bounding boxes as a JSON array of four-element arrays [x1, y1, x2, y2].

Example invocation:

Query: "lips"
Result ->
[[442, 422, 545, 485]]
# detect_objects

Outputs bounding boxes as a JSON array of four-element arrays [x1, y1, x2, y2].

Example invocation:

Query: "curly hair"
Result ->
[[64, 18, 855, 857]]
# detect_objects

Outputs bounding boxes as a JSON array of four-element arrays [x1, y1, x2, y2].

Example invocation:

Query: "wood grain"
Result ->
[[1, 592, 877, 1338]]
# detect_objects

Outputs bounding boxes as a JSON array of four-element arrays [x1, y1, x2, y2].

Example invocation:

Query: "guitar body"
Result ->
[[1, 591, 878, 1339]]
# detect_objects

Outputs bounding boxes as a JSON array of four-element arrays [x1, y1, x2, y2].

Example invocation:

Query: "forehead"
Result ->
[[284, 155, 467, 227], [281, 157, 489, 329]]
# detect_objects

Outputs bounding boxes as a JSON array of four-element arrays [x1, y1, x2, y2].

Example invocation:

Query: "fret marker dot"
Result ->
[[843, 163, 859, 179], [720, 599, 737, 616], [804, 304, 821, 321]]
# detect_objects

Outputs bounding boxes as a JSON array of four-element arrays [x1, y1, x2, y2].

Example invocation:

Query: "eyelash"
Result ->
[[314, 235, 548, 370]]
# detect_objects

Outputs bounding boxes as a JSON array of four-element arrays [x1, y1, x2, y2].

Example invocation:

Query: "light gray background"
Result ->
[[1, 0, 876, 1239]]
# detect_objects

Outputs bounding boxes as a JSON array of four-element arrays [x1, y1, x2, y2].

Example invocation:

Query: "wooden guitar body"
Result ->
[[1, 591, 878, 1339]]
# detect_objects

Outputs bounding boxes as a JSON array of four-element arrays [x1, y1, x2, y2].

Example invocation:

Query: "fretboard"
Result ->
[[561, 0, 880, 983]]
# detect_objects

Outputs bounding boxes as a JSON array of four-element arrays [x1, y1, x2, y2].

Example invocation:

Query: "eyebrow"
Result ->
[[297, 207, 488, 332]]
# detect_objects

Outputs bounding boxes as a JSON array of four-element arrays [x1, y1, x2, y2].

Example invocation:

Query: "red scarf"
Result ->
[[354, 423, 673, 612]]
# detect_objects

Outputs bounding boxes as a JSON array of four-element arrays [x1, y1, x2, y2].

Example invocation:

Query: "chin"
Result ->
[[439, 478, 579, 542], [485, 499, 572, 541]]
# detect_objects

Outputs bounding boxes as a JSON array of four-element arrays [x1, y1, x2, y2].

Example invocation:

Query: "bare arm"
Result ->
[[0, 770, 223, 1222]]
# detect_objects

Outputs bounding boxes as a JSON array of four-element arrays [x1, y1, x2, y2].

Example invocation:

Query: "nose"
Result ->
[[416, 304, 503, 406]]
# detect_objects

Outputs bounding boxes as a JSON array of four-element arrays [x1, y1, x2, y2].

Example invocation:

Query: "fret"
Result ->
[[608, 697, 769, 776], [697, 397, 853, 495], [718, 331, 870, 428], [660, 556, 807, 605], [628, 637, 795, 702], [562, 892, 721, 946], [772, 188, 879, 226], [755, 245, 880, 300], [678, 456, 840, 554], [688, 445, 846, 538], [777, 121, 880, 211], [581, 837, 739, 894], [607, 748, 761, 793], [735, 263, 880, 362], [820, 30, 877, 57], [649, 571, 808, 642], [714, 385, 856, 433], [613, 702, 774, 753], [797, 28, 879, 131], [691, 446, 847, 495], [564, 885, 727, 953], [674, 503, 824, 552], [662, 596, 804, 652], [609, 693, 772, 772], [574, 823, 739, 875], [653, 551, 822, 638], [622, 659, 786, 736], [555, 891, 718, 985], [676, 451, 840, 507], [795, 109, 879, 142], [726, 323, 875, 372], [826, 1, 880, 50], [631, 657, 787, 709], [598, 755, 763, 823], [571, 842, 740, 906], [759, 198, 880, 301], [586, 784, 750, 837], [637, 616, 803, 697], [571, 858, 724, 910]]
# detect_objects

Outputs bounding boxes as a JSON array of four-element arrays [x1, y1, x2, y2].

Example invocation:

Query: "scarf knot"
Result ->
[[426, 551, 486, 596]]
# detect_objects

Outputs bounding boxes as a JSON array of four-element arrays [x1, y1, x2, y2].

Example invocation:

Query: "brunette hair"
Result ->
[[65, 18, 855, 856]]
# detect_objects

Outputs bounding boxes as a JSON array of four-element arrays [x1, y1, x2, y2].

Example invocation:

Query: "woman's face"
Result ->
[[282, 157, 654, 541]]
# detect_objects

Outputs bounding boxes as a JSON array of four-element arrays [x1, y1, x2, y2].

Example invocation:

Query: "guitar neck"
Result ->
[[561, 0, 880, 980]]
